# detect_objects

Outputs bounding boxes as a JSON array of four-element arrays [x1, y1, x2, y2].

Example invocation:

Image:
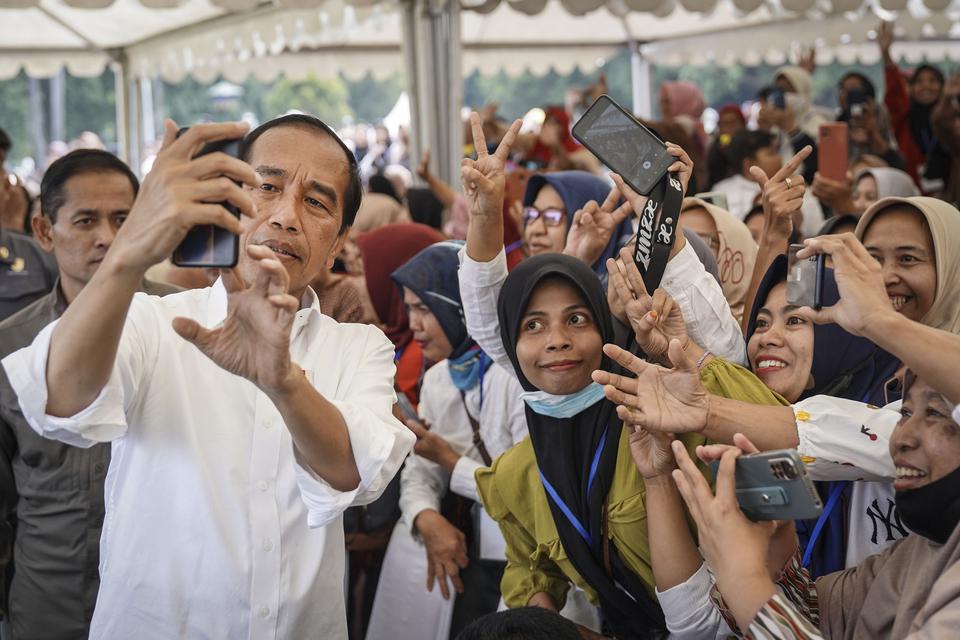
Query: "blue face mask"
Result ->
[[520, 382, 606, 419]]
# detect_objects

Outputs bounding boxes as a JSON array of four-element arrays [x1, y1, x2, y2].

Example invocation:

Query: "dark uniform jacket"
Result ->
[[0, 278, 179, 639]]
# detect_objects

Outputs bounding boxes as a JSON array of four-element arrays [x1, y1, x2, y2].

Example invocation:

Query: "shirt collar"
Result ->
[[205, 277, 322, 336]]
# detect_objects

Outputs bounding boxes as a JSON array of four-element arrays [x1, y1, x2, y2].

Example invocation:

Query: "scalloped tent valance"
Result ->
[[1, 0, 958, 82]]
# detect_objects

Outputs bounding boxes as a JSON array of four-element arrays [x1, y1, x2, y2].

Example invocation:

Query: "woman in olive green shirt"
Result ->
[[472, 250, 784, 639]]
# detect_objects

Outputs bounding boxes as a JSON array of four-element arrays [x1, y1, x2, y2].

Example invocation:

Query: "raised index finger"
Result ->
[[771, 145, 812, 184], [469, 112, 489, 158], [494, 119, 523, 162]]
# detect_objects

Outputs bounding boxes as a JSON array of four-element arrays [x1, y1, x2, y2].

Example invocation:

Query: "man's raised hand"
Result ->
[[172, 244, 300, 397], [110, 120, 259, 276]]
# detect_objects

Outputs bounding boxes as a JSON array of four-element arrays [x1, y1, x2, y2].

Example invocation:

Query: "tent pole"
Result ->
[[113, 58, 130, 167], [405, 0, 463, 187], [400, 0, 422, 186], [629, 39, 652, 119]]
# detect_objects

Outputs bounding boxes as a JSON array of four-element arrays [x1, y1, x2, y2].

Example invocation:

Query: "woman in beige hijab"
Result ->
[[855, 196, 960, 335], [680, 197, 758, 323], [349, 192, 410, 237]]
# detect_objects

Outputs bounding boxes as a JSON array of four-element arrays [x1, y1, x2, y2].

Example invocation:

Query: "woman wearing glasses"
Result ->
[[519, 172, 634, 276]]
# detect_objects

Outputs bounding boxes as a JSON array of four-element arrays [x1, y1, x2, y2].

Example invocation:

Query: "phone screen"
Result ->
[[171, 132, 243, 268], [786, 244, 825, 309], [572, 95, 672, 195]]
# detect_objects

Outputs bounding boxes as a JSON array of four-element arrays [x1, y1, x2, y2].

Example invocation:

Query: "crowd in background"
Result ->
[[1, 18, 960, 640]]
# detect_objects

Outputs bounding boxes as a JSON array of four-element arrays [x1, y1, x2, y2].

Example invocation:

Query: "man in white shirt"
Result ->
[[1, 115, 414, 639]]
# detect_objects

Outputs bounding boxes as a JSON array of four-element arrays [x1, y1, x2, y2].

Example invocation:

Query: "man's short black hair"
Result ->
[[728, 130, 777, 176], [241, 114, 362, 234], [838, 72, 877, 100], [0, 127, 10, 153], [40, 149, 139, 223], [454, 607, 581, 640]]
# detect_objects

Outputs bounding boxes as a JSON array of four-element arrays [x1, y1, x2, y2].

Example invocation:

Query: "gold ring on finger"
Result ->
[[785, 177, 793, 188]]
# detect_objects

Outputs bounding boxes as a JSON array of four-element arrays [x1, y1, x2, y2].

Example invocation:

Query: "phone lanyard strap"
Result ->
[[801, 481, 847, 568], [633, 171, 683, 293], [538, 427, 609, 547]]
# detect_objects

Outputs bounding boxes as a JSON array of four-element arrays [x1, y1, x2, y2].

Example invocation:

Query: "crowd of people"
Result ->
[[0, 20, 959, 640]]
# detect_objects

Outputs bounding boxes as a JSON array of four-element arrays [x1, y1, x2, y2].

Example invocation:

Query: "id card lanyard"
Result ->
[[538, 427, 609, 547], [633, 171, 683, 293]]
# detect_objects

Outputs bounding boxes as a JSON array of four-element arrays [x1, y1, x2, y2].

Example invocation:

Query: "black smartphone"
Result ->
[[787, 244, 825, 310], [171, 128, 243, 268], [572, 95, 673, 196], [846, 88, 869, 118], [768, 88, 786, 110], [709, 450, 823, 521]]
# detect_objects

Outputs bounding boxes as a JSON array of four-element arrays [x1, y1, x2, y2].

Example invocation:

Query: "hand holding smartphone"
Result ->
[[571, 95, 672, 196], [787, 243, 825, 310], [709, 450, 823, 521], [171, 127, 244, 268], [573, 95, 681, 292]]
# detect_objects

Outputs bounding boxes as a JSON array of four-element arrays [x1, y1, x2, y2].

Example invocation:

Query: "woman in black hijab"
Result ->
[[477, 253, 669, 639]]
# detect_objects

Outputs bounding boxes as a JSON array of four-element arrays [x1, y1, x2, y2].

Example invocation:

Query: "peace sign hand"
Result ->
[[563, 185, 633, 266], [460, 112, 523, 221]]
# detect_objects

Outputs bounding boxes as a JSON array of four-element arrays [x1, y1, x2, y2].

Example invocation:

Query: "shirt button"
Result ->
[[262, 539, 273, 552], [94, 462, 105, 474], [257, 480, 269, 492], [259, 606, 270, 619]]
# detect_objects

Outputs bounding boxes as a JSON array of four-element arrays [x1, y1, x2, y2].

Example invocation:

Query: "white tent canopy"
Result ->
[[3, 0, 959, 81], [3, 0, 958, 180]]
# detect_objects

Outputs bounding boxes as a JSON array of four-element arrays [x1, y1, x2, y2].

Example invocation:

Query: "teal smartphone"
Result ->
[[709, 450, 823, 521]]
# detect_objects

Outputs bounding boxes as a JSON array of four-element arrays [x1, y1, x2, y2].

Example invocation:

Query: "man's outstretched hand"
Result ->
[[172, 244, 300, 397]]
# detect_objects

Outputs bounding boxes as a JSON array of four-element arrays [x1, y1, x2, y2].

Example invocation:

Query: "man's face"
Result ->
[[34, 170, 134, 291], [241, 125, 352, 300]]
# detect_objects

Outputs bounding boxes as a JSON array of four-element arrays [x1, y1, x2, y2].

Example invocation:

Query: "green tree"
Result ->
[[0, 72, 31, 164], [344, 72, 405, 123], [262, 75, 352, 123]]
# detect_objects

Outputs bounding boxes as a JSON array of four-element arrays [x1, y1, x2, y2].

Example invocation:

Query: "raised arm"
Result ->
[[741, 146, 812, 335], [798, 233, 960, 404], [43, 122, 256, 418], [458, 113, 523, 371]]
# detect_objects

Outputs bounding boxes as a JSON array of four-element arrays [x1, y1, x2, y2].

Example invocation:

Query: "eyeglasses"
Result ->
[[522, 207, 565, 227]]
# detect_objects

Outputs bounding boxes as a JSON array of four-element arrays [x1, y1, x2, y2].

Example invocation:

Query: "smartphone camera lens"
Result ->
[[642, 160, 652, 170]]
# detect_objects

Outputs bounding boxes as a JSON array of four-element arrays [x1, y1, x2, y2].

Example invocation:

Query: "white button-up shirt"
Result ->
[[2, 280, 414, 640], [398, 359, 527, 531]]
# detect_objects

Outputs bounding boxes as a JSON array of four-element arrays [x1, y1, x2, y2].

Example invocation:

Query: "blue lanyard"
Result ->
[[800, 387, 874, 567], [477, 363, 486, 414], [801, 482, 846, 568], [538, 427, 609, 547], [505, 239, 524, 254]]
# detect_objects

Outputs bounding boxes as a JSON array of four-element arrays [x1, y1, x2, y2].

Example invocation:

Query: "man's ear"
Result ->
[[326, 227, 351, 270], [32, 212, 55, 253]]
